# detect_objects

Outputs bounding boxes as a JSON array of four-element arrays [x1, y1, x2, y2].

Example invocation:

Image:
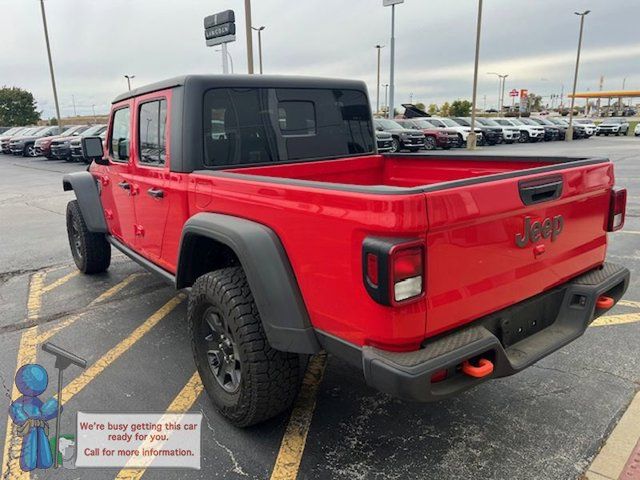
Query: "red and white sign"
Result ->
[[509, 89, 519, 97]]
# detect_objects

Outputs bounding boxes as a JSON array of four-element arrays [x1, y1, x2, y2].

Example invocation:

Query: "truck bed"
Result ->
[[219, 153, 604, 192]]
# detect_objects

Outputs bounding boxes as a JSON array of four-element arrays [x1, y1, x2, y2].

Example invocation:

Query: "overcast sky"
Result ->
[[1, 0, 639, 118]]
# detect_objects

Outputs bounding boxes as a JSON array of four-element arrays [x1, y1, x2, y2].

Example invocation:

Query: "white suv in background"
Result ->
[[475, 117, 521, 144], [492, 118, 545, 143], [573, 119, 597, 137], [635, 122, 640, 137], [424, 117, 482, 146]]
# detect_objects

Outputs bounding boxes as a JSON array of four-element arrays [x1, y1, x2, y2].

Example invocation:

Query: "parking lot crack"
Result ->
[[200, 408, 249, 477], [579, 366, 640, 386], [531, 363, 583, 380]]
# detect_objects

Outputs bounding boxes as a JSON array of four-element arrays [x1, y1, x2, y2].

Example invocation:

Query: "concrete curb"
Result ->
[[586, 390, 640, 479]]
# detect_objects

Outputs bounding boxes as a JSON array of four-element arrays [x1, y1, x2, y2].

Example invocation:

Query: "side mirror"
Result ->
[[82, 136, 108, 165]]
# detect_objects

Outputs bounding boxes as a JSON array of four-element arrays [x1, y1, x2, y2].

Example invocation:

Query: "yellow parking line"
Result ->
[[1, 272, 144, 480], [36, 273, 145, 344], [591, 312, 640, 327], [618, 300, 640, 309], [59, 294, 184, 404], [270, 352, 328, 480], [41, 270, 79, 293], [114, 371, 203, 479], [1, 271, 46, 480]]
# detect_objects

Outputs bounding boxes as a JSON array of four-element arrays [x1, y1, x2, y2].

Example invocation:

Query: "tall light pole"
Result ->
[[244, 0, 254, 73], [124, 75, 135, 91], [467, 0, 483, 150], [92, 104, 97, 124], [251, 26, 265, 74], [375, 45, 385, 114], [487, 72, 508, 115], [566, 10, 590, 142], [383, 83, 389, 115], [39, 0, 61, 129], [384, 0, 404, 119]]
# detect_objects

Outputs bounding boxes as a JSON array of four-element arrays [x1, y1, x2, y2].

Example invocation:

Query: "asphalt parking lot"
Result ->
[[0, 136, 639, 479]]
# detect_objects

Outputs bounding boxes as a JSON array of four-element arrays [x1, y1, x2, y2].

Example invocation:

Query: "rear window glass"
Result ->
[[203, 87, 374, 167]]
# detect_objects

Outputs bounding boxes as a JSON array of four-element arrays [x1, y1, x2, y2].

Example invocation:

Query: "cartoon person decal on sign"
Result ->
[[9, 364, 60, 471]]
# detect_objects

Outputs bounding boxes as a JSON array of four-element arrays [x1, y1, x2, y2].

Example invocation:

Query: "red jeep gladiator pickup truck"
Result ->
[[63, 75, 629, 427]]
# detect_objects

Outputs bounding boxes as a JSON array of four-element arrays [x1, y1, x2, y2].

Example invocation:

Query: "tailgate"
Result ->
[[423, 160, 613, 338]]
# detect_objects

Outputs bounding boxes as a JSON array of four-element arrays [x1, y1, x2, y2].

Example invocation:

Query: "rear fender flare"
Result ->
[[177, 213, 321, 354], [62, 171, 107, 233]]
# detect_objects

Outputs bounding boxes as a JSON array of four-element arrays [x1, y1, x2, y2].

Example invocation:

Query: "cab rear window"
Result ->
[[203, 87, 374, 167]]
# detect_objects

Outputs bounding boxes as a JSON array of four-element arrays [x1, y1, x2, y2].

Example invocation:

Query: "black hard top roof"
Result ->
[[112, 74, 368, 104]]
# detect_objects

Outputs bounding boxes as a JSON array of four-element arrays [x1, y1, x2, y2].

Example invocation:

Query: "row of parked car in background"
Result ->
[[0, 124, 107, 162], [374, 107, 638, 152], [1, 114, 637, 160]]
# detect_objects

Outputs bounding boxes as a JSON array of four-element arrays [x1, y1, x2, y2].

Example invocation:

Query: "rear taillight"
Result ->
[[607, 187, 627, 232], [363, 238, 425, 306], [392, 247, 423, 302]]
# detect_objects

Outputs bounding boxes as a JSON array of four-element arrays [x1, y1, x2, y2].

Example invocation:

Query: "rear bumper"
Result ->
[[321, 262, 629, 402]]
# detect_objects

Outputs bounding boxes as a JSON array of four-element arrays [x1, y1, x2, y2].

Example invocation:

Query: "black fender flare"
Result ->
[[62, 171, 107, 233], [177, 213, 321, 354]]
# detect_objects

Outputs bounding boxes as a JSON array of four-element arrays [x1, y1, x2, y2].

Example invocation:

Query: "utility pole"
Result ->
[[71, 95, 77, 117], [251, 26, 265, 74], [468, 0, 483, 150], [124, 75, 135, 91], [375, 45, 384, 114], [384, 1, 403, 119], [244, 0, 254, 73], [39, 0, 61, 129], [566, 10, 590, 142], [92, 104, 97, 124]]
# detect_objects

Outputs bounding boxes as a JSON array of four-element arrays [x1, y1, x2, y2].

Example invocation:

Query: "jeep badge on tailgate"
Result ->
[[515, 215, 564, 248]]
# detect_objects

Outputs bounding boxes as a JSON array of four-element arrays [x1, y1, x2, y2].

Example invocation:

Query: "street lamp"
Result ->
[[375, 45, 385, 114], [251, 26, 266, 74], [383, 83, 389, 115], [468, 0, 483, 150], [39, 0, 62, 130], [124, 75, 135, 91], [487, 72, 508, 115], [384, 0, 404, 119], [566, 10, 590, 142]]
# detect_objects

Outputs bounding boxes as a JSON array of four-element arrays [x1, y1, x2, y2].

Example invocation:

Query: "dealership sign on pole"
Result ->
[[204, 10, 236, 74], [509, 89, 518, 97], [204, 10, 236, 46]]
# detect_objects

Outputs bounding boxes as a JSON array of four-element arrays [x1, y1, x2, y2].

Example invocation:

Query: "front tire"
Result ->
[[518, 132, 529, 143], [390, 138, 400, 153], [188, 267, 300, 427], [66, 200, 111, 274]]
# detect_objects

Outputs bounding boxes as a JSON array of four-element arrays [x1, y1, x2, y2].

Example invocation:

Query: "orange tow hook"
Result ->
[[461, 358, 494, 378], [596, 296, 614, 309]]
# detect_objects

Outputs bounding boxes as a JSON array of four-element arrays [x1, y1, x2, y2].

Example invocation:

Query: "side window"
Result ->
[[277, 101, 316, 136], [138, 99, 167, 166], [110, 107, 131, 162]]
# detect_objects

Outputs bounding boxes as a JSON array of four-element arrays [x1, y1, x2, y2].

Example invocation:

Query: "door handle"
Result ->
[[147, 188, 164, 199], [118, 181, 131, 190]]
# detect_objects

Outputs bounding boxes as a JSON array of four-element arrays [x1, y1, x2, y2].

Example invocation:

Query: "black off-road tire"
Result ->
[[188, 267, 300, 427], [66, 200, 111, 274], [390, 137, 400, 153]]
